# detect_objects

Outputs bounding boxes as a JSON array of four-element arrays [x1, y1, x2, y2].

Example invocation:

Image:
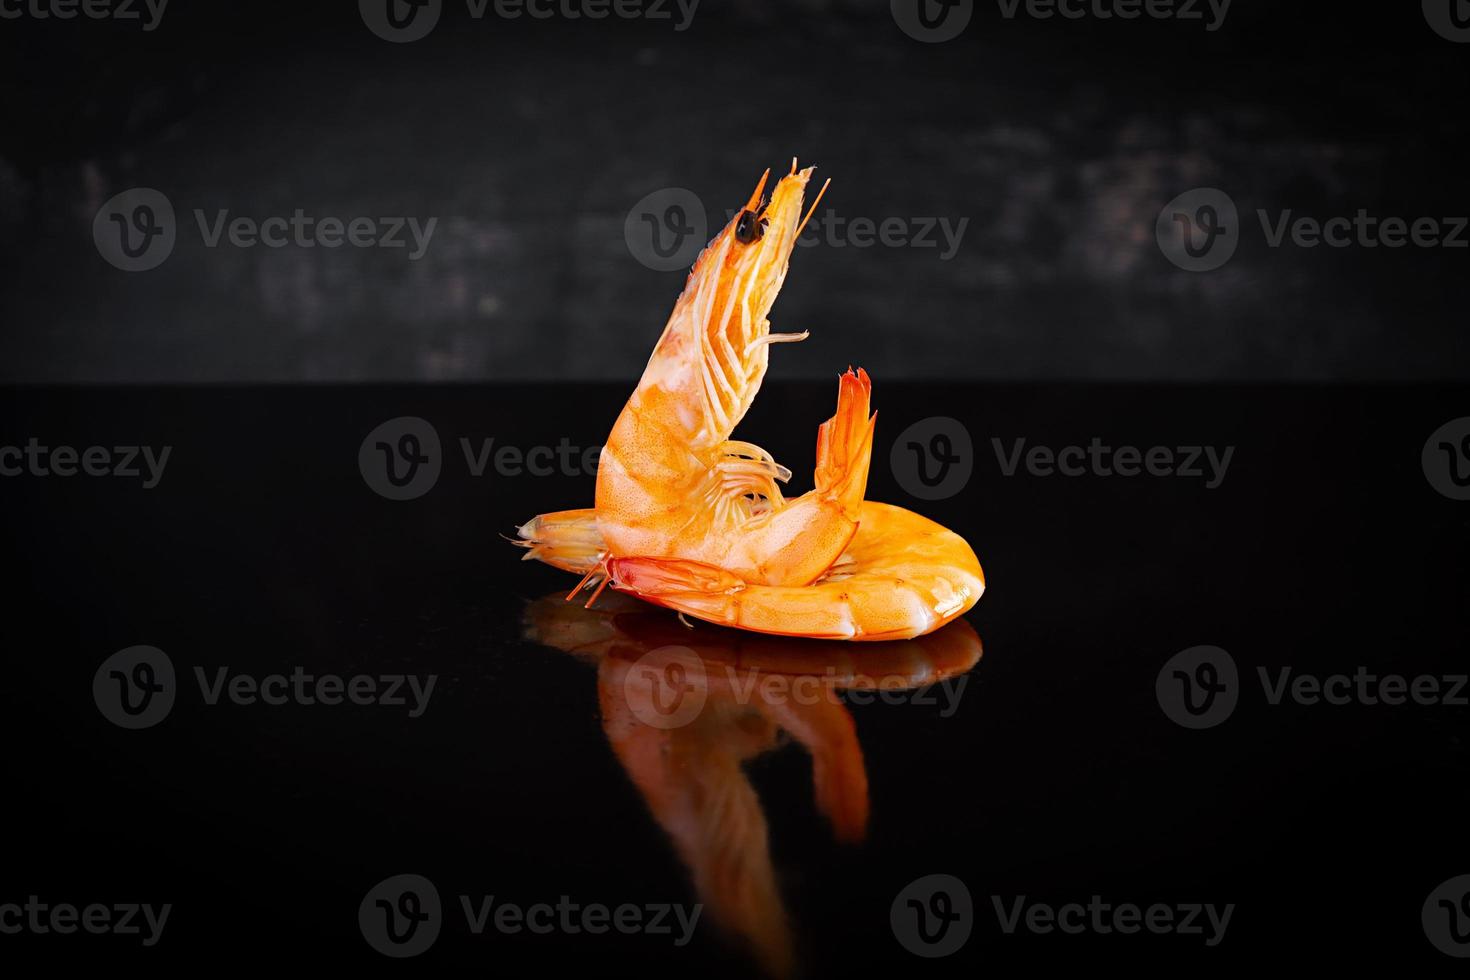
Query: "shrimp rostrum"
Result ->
[[515, 162, 984, 640]]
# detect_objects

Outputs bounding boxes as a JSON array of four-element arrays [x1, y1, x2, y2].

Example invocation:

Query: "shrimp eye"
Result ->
[[735, 209, 765, 245]]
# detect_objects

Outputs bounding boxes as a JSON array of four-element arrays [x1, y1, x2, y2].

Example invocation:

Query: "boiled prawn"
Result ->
[[514, 163, 984, 639]]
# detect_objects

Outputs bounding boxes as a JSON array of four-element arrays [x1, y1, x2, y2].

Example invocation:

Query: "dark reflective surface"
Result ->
[[2, 382, 1467, 971], [524, 591, 982, 976]]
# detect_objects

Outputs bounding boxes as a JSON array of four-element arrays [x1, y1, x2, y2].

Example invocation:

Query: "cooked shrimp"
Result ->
[[512, 162, 986, 638], [594, 162, 872, 589], [519, 501, 984, 641]]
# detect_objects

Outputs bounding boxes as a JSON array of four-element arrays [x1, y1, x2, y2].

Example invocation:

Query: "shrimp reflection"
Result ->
[[523, 593, 982, 977]]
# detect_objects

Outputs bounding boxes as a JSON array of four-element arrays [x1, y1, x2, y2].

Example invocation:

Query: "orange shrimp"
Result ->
[[593, 162, 871, 589], [514, 162, 986, 638]]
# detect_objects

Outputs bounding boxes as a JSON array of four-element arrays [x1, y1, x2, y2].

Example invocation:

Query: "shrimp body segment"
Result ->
[[595, 165, 869, 588], [609, 502, 982, 641]]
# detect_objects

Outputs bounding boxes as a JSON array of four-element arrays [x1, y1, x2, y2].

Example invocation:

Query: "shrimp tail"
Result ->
[[813, 367, 876, 520]]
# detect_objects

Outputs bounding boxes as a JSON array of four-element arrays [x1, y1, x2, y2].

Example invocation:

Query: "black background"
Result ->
[[2, 0, 1469, 973], [1, 0, 1468, 380]]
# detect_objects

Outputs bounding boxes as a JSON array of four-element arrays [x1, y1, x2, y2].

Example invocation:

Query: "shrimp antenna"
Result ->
[[795, 177, 831, 242]]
